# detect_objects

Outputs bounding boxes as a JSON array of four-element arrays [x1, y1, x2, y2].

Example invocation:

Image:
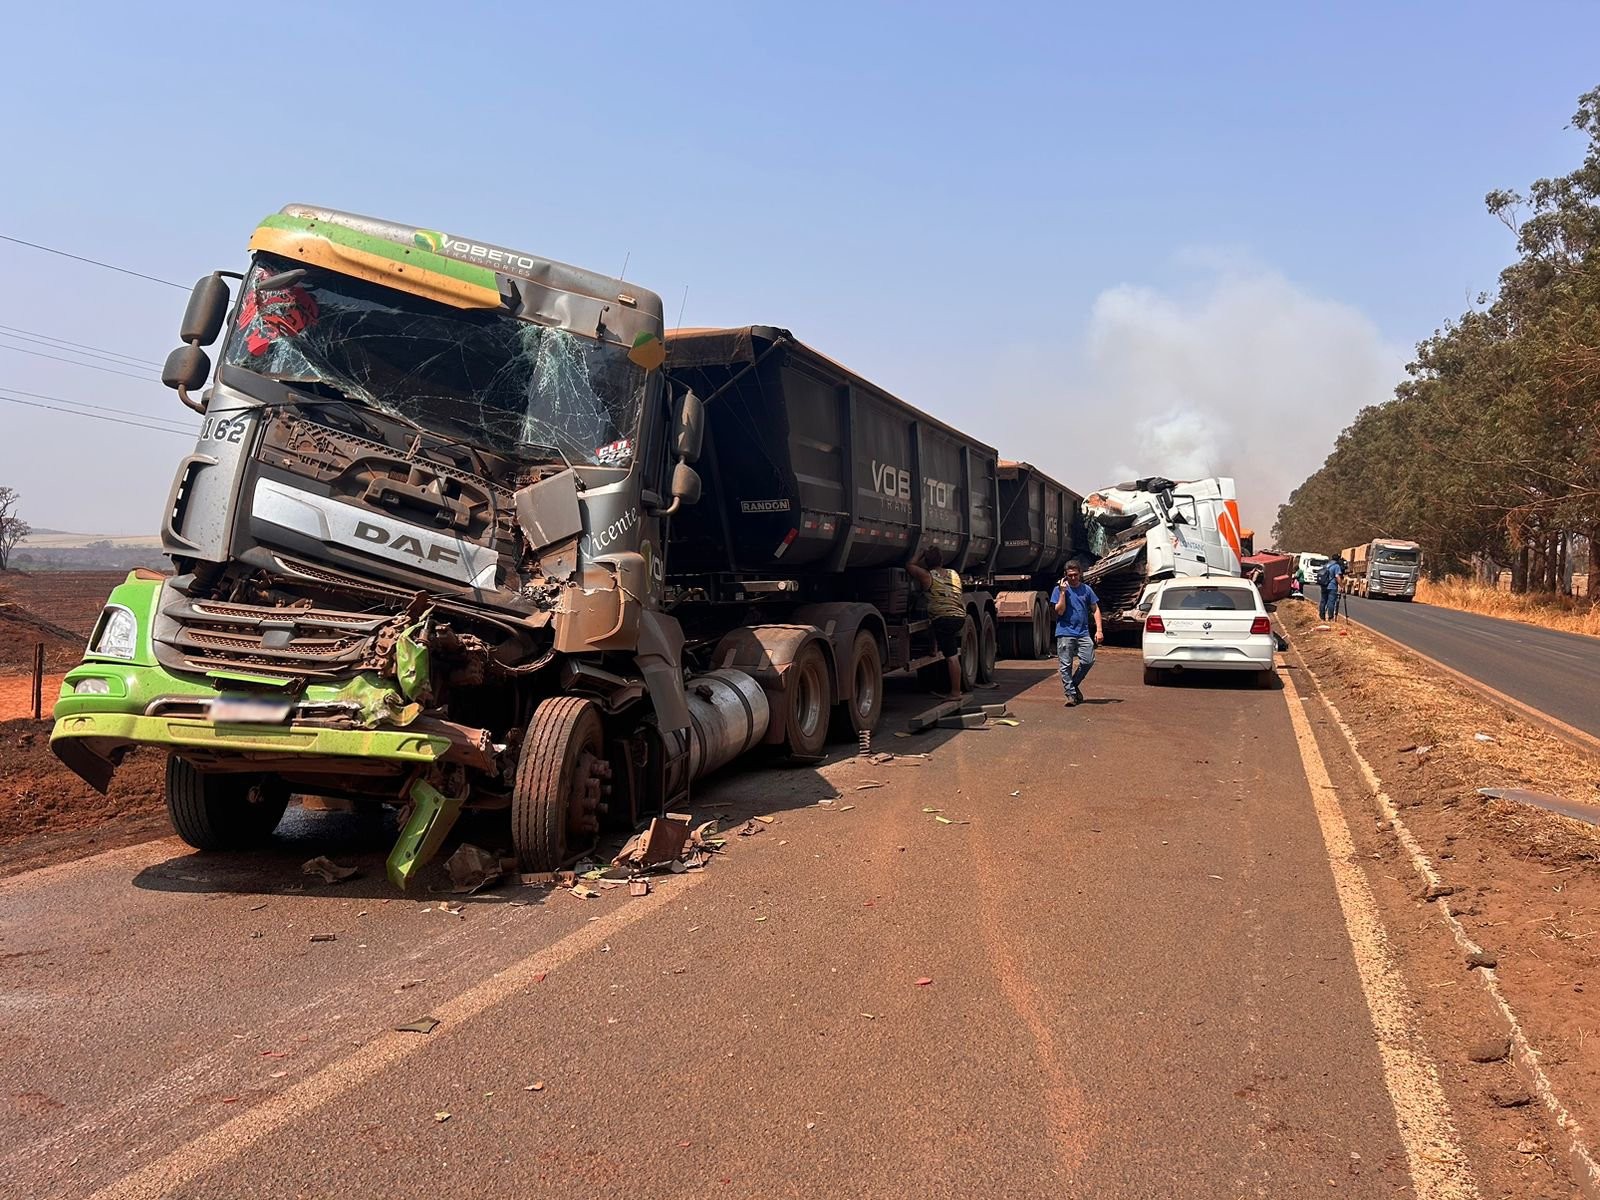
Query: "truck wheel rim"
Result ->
[[854, 657, 877, 719]]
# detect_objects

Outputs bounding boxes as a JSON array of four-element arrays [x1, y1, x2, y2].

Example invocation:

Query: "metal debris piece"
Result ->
[[1477, 787, 1600, 826], [445, 844, 503, 894], [629, 878, 651, 897], [619, 813, 693, 868], [302, 857, 358, 885], [396, 1017, 440, 1034]]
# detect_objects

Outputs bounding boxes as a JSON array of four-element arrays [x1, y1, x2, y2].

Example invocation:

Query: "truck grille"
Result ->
[[152, 590, 392, 679]]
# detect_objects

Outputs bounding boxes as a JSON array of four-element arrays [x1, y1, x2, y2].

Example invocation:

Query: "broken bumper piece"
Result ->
[[50, 712, 455, 792]]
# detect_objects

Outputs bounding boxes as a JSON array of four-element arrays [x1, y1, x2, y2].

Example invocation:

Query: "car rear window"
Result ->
[[1159, 585, 1257, 612]]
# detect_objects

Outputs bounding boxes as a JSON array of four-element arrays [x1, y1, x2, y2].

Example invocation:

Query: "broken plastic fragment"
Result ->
[[396, 1017, 441, 1034], [302, 856, 358, 884]]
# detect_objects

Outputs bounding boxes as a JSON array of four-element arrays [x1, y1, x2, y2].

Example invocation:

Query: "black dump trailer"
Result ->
[[992, 461, 1087, 659], [664, 326, 1004, 723]]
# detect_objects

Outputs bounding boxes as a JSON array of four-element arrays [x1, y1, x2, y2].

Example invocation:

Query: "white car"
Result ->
[[1139, 577, 1277, 687]]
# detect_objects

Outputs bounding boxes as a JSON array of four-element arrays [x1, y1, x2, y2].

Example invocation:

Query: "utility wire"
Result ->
[[0, 385, 195, 432], [0, 330, 161, 372], [0, 233, 187, 289], [0, 342, 155, 382], [0, 392, 194, 437], [0, 323, 162, 368]]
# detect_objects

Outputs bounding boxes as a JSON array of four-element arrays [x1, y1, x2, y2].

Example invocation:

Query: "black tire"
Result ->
[[959, 615, 979, 691], [782, 641, 832, 761], [1254, 669, 1277, 690], [1142, 666, 1161, 686], [1034, 599, 1052, 661], [165, 756, 288, 851], [976, 611, 998, 685], [512, 696, 606, 872], [996, 623, 1015, 661], [831, 630, 884, 738]]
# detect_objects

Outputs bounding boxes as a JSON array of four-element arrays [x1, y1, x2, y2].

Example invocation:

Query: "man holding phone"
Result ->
[[1052, 562, 1103, 707]]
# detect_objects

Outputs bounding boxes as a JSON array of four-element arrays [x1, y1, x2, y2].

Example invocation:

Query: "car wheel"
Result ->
[[1142, 666, 1161, 686]]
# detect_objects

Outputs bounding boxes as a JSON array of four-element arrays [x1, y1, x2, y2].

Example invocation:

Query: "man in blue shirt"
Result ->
[[1318, 555, 1345, 621], [1051, 562, 1103, 707]]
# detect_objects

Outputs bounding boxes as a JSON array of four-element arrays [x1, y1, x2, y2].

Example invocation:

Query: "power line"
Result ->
[[0, 341, 155, 382], [0, 392, 194, 437], [0, 233, 187, 289], [0, 322, 162, 368], [0, 330, 161, 372], [0, 385, 195, 432]]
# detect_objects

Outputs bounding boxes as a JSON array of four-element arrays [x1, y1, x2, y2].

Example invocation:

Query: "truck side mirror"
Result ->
[[670, 461, 702, 507], [674, 390, 704, 464], [180, 274, 232, 346], [162, 345, 211, 392]]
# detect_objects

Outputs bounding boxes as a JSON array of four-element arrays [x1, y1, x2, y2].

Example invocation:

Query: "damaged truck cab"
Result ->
[[53, 206, 705, 883]]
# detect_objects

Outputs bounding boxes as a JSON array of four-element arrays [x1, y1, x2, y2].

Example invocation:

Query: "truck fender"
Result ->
[[635, 610, 690, 734], [711, 624, 838, 746], [788, 602, 886, 705]]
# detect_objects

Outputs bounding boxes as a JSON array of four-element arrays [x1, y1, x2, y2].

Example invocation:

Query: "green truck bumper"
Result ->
[[50, 711, 452, 792]]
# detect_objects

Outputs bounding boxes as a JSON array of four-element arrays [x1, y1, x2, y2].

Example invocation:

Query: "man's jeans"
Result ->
[[1057, 634, 1095, 696], [1319, 584, 1340, 621]]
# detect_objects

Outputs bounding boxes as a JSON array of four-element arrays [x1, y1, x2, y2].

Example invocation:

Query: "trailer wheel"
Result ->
[[831, 630, 883, 738], [512, 697, 607, 872], [782, 641, 832, 762], [1033, 598, 1052, 659], [165, 757, 289, 851], [959, 616, 979, 691], [976, 612, 998, 685]]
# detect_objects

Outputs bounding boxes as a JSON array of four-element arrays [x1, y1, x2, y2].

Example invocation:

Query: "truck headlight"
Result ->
[[91, 605, 139, 659], [74, 678, 112, 694]]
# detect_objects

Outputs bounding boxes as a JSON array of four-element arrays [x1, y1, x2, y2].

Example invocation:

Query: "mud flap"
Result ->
[[52, 737, 116, 794], [386, 778, 464, 891]]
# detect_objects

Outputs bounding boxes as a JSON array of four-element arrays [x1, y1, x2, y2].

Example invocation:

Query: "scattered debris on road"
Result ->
[[396, 1017, 440, 1034], [1473, 732, 1495, 743], [915, 977, 933, 986], [445, 844, 504, 893], [302, 856, 358, 885], [525, 1081, 546, 1092], [309, 932, 337, 943], [1465, 950, 1499, 970], [434, 1111, 451, 1123]]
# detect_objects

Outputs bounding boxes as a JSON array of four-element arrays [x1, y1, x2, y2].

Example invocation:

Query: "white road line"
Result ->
[[1279, 666, 1480, 1200], [86, 871, 709, 1200], [1296, 663, 1600, 1200]]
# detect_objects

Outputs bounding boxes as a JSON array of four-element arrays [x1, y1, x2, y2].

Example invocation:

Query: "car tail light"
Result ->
[[1145, 615, 1165, 633], [1250, 617, 1271, 634]]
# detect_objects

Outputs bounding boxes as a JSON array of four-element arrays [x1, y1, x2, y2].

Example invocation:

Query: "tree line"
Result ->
[[1274, 86, 1600, 594]]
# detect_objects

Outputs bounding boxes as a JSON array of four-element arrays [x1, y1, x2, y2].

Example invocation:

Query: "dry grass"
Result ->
[[1415, 577, 1600, 639]]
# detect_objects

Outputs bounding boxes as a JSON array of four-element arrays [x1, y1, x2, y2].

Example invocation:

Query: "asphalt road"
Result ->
[[1326, 586, 1600, 739], [4, 654, 1428, 1197]]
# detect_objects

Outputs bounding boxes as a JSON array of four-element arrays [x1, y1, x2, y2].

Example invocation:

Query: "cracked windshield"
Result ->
[[223, 256, 645, 467]]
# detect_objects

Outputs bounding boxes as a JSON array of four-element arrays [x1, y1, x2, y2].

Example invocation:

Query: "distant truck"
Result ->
[[1081, 477, 1244, 630], [1340, 539, 1421, 600]]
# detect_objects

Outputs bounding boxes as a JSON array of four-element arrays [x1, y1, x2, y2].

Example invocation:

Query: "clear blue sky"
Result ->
[[2, 0, 1597, 535]]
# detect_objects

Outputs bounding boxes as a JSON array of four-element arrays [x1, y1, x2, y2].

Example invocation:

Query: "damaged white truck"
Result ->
[[1079, 477, 1246, 631], [51, 206, 1018, 884]]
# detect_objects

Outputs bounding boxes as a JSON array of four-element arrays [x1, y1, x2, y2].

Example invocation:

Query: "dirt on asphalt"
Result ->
[[1282, 600, 1600, 1168]]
